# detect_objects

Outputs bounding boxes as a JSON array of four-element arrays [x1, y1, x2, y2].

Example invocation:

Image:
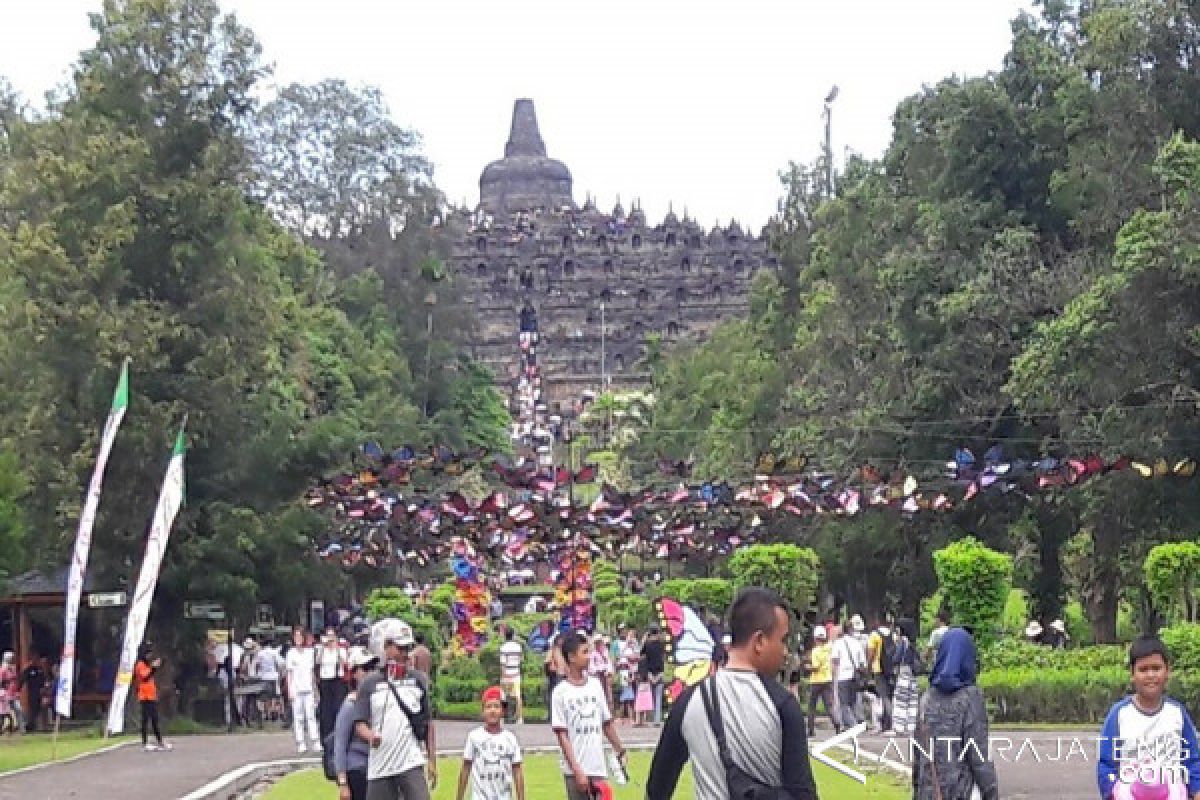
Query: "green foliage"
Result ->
[[364, 588, 415, 621], [979, 667, 1129, 724], [728, 544, 820, 619], [1144, 542, 1200, 623], [933, 537, 1013, 647], [654, 579, 733, 614], [0, 449, 28, 581], [1158, 623, 1200, 674], [603, 595, 654, 631], [979, 639, 1125, 672]]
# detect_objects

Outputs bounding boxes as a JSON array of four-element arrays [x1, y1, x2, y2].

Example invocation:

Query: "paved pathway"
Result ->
[[0, 722, 1100, 799]]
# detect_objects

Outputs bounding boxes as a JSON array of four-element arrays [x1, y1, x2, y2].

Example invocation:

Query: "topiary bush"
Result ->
[[364, 587, 414, 621], [1159, 623, 1200, 673], [980, 667, 1129, 723], [1145, 542, 1200, 623], [979, 639, 1125, 672], [933, 536, 1013, 648], [729, 543, 820, 620]]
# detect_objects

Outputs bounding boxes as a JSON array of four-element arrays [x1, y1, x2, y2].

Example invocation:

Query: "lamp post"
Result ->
[[823, 85, 839, 198]]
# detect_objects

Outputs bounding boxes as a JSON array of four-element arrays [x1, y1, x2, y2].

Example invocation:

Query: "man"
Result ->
[[833, 619, 866, 730], [355, 619, 437, 800], [18, 655, 45, 733], [645, 588, 818, 800], [639, 627, 666, 725], [498, 629, 524, 724], [867, 617, 896, 734]]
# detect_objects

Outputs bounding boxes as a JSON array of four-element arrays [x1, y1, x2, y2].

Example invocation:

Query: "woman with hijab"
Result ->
[[912, 627, 999, 800]]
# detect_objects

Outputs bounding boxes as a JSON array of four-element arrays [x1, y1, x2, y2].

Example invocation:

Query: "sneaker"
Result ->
[[297, 744, 307, 754], [313, 742, 323, 753], [516, 718, 524, 725], [144, 744, 158, 752], [159, 742, 173, 751]]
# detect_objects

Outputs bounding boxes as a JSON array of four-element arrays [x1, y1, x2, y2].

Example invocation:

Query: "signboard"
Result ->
[[86, 591, 127, 609], [309, 600, 325, 634], [184, 602, 226, 620]]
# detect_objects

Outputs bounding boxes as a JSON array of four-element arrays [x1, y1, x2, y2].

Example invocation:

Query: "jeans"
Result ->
[[652, 679, 664, 724], [835, 680, 860, 729], [140, 699, 163, 745], [807, 682, 839, 734]]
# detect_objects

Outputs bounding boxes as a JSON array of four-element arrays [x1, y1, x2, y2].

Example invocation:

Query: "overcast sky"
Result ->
[[2, 0, 1032, 229]]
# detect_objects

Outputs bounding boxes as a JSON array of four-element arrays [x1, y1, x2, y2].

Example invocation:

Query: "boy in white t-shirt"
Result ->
[[456, 686, 525, 800], [551, 631, 626, 800]]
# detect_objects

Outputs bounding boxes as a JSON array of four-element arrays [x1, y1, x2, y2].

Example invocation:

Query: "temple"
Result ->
[[450, 99, 776, 442]]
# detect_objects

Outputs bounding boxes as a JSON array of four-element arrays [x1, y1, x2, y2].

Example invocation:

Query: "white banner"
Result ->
[[56, 360, 129, 718], [106, 426, 185, 735]]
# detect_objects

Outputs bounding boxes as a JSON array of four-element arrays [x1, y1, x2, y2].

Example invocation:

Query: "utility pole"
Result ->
[[823, 85, 839, 198]]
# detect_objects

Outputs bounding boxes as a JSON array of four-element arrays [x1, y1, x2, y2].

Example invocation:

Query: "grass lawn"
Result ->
[[0, 730, 133, 774], [263, 751, 909, 799]]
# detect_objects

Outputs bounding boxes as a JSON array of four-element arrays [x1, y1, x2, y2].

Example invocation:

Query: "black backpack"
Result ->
[[877, 628, 897, 678]]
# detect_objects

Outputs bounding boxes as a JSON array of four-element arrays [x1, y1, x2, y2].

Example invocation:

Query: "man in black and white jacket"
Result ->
[[645, 588, 819, 800]]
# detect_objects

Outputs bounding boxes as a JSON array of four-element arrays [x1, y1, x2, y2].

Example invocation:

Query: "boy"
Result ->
[[456, 687, 525, 800], [1098, 635, 1200, 800], [551, 631, 627, 800]]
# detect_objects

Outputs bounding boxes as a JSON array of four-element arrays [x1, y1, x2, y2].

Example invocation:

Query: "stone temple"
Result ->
[[450, 98, 776, 421]]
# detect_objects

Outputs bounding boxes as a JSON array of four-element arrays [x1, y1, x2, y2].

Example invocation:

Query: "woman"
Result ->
[[0, 651, 17, 735], [912, 627, 999, 800], [333, 647, 376, 800], [316, 628, 347, 739], [891, 617, 921, 736], [134, 644, 170, 751], [588, 633, 613, 708]]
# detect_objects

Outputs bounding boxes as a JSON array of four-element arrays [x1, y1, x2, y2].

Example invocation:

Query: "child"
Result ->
[[456, 686, 525, 800], [634, 671, 654, 727], [1098, 635, 1200, 800], [551, 631, 627, 800], [617, 661, 635, 723]]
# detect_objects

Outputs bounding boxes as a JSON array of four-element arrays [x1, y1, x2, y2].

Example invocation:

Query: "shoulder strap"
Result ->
[[384, 674, 426, 728], [699, 675, 736, 770]]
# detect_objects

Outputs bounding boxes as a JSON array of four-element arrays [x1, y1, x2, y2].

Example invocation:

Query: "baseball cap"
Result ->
[[481, 686, 507, 706], [813, 627, 827, 640], [347, 646, 379, 670], [369, 618, 415, 658]]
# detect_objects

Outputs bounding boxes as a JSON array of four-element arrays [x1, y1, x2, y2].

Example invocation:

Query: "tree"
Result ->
[[250, 79, 435, 239], [728, 544, 820, 620], [933, 537, 1013, 647]]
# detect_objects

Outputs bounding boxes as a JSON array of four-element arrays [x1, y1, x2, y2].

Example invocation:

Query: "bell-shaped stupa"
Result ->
[[479, 99, 573, 214]]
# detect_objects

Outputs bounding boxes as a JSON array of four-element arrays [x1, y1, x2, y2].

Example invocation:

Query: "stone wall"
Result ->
[[450, 204, 776, 410]]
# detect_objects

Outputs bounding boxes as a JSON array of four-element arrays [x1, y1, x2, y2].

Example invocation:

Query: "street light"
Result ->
[[823, 85, 839, 198]]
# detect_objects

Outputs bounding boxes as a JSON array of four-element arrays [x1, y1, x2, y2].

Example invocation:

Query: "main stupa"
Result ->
[[478, 99, 573, 214]]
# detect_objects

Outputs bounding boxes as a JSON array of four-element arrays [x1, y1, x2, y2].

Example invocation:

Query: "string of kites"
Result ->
[[305, 443, 1199, 570]]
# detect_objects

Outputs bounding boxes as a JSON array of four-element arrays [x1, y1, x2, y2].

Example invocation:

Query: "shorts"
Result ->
[[563, 775, 605, 800], [367, 766, 430, 800]]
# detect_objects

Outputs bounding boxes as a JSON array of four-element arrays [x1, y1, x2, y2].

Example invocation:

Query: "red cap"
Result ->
[[481, 686, 506, 706]]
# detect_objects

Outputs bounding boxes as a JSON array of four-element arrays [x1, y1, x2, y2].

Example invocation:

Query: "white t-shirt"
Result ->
[[833, 635, 866, 683], [499, 641, 523, 681], [550, 676, 611, 777], [353, 670, 430, 781], [463, 726, 523, 800], [285, 646, 316, 693], [317, 645, 344, 681], [255, 647, 282, 681]]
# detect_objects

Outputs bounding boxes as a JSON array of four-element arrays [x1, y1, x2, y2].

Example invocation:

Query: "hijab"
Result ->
[[929, 627, 977, 693]]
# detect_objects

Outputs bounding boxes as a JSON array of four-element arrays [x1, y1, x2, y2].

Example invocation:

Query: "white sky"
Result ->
[[2, 0, 1032, 229]]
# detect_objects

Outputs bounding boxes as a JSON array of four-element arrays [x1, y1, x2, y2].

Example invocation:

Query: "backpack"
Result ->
[[877, 629, 897, 679]]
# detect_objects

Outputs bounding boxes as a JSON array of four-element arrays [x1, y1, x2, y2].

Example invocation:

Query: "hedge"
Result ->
[[438, 701, 548, 722]]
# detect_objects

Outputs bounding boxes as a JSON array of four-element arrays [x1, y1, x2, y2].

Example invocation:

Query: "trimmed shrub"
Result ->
[[933, 537, 1012, 647], [980, 667, 1128, 723], [363, 587, 414, 620], [1145, 543, 1200, 623], [1160, 623, 1200, 673], [979, 639, 1125, 672], [729, 544, 820, 619]]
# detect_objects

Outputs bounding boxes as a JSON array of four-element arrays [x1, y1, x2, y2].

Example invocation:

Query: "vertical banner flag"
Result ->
[[56, 359, 130, 719], [106, 422, 186, 735]]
